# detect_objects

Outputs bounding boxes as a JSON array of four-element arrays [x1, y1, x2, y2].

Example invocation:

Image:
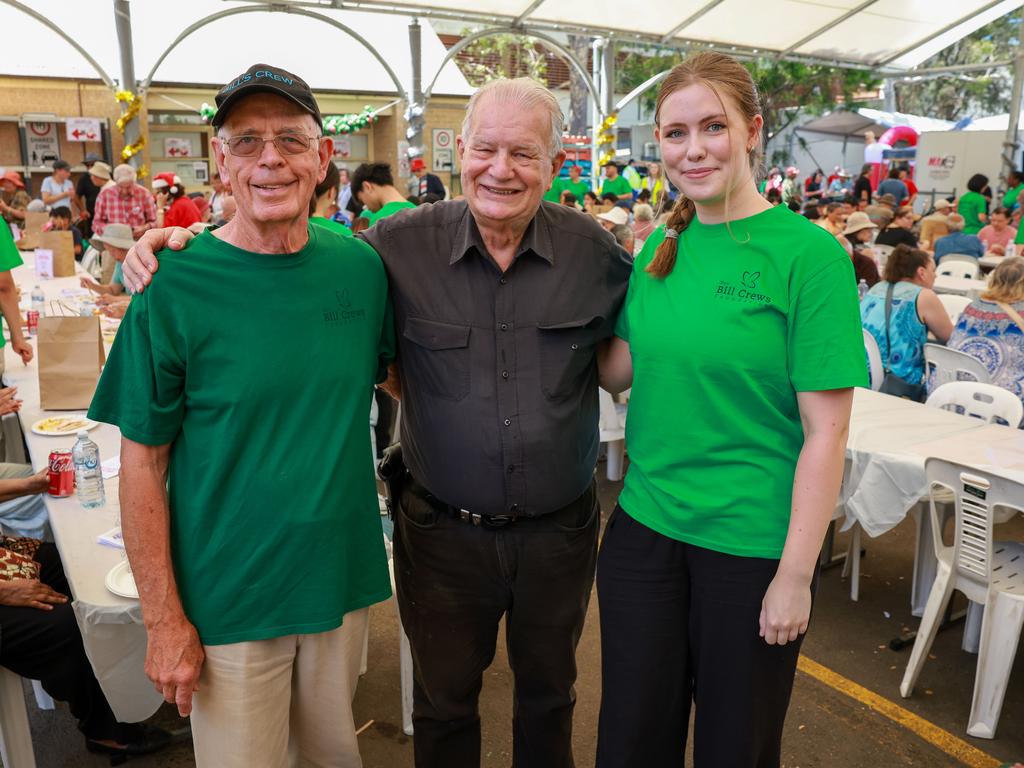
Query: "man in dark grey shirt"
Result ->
[[120, 76, 630, 768]]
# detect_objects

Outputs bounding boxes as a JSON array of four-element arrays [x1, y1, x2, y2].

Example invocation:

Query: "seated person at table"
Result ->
[[0, 385, 48, 537], [79, 223, 136, 298], [46, 206, 83, 258], [862, 244, 953, 395], [0, 538, 172, 758], [933, 214, 984, 260], [918, 199, 952, 250], [874, 206, 918, 249], [842, 211, 880, 286], [941, 257, 1024, 419], [978, 207, 1017, 255]]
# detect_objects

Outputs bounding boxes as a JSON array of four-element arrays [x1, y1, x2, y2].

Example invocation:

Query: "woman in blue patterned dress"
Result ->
[[861, 244, 953, 396], [943, 257, 1024, 418]]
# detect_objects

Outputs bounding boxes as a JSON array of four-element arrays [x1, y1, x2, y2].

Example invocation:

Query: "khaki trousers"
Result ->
[[190, 607, 368, 768]]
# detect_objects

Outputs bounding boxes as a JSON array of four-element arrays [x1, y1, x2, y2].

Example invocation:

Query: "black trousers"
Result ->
[[0, 543, 122, 741], [394, 480, 600, 768], [596, 506, 811, 768]]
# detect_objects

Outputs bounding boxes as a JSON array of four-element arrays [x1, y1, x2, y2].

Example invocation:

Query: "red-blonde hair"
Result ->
[[647, 52, 764, 279]]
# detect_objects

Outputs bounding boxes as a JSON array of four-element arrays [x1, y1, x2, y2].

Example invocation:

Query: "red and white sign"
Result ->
[[66, 118, 101, 142], [164, 138, 193, 157]]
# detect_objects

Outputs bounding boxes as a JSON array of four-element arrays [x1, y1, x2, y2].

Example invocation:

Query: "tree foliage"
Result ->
[[616, 47, 879, 151], [457, 32, 548, 87], [894, 13, 1021, 120]]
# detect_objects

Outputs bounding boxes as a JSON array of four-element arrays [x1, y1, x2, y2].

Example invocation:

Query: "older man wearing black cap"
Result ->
[[87, 63, 394, 768]]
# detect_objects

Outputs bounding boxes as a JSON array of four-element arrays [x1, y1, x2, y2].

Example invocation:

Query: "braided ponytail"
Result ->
[[646, 196, 696, 278]]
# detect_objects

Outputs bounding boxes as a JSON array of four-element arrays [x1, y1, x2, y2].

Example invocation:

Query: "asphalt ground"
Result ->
[[20, 458, 1024, 767]]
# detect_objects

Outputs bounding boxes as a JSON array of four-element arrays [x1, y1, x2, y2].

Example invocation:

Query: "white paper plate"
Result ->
[[31, 415, 99, 436], [105, 559, 138, 599]]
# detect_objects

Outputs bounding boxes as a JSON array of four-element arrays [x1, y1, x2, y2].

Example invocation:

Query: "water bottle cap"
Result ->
[[77, 430, 89, 439]]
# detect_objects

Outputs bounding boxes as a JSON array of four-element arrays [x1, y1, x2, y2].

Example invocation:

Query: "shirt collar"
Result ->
[[450, 201, 555, 267]]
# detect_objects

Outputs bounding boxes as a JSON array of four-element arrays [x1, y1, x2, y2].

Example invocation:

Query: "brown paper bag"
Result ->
[[17, 212, 49, 250], [35, 231, 76, 276], [37, 315, 106, 410]]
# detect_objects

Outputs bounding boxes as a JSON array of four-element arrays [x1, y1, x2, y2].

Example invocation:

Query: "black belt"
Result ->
[[405, 477, 520, 528]]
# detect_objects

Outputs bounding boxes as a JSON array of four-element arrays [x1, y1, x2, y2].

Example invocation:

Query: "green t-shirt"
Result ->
[[614, 206, 867, 558], [0, 219, 24, 349], [601, 175, 632, 199], [362, 200, 416, 226], [543, 180, 563, 203], [1016, 225, 1024, 245], [311, 216, 353, 237], [564, 179, 590, 200], [1002, 183, 1024, 210], [89, 225, 395, 645], [958, 191, 987, 235]]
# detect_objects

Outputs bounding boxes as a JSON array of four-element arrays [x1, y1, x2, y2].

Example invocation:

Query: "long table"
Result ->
[[3, 251, 162, 723]]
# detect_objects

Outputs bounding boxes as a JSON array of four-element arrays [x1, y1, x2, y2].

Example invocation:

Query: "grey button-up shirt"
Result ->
[[361, 200, 632, 517]]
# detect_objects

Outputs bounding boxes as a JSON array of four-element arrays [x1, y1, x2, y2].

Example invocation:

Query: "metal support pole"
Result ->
[[405, 17, 425, 176], [113, 0, 140, 167], [882, 77, 896, 113], [999, 14, 1024, 196], [591, 38, 604, 191]]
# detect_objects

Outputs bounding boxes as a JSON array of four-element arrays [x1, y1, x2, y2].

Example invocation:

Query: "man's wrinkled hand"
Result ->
[[0, 579, 68, 611], [123, 227, 194, 294], [145, 617, 205, 717]]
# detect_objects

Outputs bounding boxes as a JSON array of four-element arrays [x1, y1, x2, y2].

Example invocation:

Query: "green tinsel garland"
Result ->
[[199, 103, 377, 135]]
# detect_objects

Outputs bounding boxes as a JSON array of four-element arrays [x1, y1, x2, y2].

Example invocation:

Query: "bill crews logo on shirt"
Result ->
[[323, 288, 366, 325], [714, 270, 773, 305]]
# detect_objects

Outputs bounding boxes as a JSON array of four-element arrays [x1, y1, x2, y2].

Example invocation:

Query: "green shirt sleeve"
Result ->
[[787, 255, 869, 391], [88, 284, 186, 445], [0, 219, 24, 271]]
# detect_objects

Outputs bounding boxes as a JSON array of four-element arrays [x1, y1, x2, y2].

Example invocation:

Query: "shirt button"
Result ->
[[499, 277, 507, 285], [501, 370, 509, 379], [571, 343, 579, 350], [504, 418, 511, 426], [507, 465, 515, 474], [500, 322, 508, 331]]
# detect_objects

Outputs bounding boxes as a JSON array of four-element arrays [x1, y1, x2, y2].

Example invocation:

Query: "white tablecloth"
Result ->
[[3, 251, 162, 722], [932, 274, 988, 297]]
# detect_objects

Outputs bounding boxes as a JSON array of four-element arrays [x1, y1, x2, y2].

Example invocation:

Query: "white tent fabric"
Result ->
[[799, 108, 952, 139], [961, 113, 1024, 130], [0, 1, 474, 95], [335, 0, 1024, 70]]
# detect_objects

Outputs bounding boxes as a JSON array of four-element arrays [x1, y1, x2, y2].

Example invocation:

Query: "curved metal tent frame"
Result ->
[[139, 4, 409, 102]]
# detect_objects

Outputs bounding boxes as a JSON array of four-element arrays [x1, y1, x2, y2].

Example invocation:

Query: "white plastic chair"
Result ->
[[0, 667, 37, 768], [925, 381, 1024, 427], [936, 294, 972, 327], [923, 343, 991, 389], [937, 259, 981, 280], [599, 388, 627, 481], [900, 459, 1024, 738], [862, 329, 883, 391]]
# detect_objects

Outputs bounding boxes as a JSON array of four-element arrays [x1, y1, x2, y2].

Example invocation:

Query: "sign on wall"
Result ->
[[66, 118, 101, 142], [432, 129, 454, 172], [25, 122, 60, 166]]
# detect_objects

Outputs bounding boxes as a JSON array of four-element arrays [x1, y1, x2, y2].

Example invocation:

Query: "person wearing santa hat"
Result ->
[[410, 156, 445, 199], [152, 172, 202, 230]]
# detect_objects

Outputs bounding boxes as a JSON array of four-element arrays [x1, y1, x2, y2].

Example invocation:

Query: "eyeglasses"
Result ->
[[223, 134, 320, 158]]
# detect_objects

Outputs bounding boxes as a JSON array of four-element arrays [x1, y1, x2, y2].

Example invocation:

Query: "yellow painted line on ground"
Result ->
[[797, 655, 1002, 768]]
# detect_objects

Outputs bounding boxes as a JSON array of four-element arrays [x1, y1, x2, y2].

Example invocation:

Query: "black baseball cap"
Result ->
[[52, 159, 70, 171], [212, 63, 322, 131]]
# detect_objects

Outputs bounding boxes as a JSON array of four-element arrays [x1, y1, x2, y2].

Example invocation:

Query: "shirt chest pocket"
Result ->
[[537, 316, 602, 401], [402, 317, 472, 402]]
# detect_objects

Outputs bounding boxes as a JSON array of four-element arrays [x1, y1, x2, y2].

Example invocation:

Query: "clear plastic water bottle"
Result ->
[[857, 278, 869, 301], [72, 430, 105, 509], [29, 285, 45, 336]]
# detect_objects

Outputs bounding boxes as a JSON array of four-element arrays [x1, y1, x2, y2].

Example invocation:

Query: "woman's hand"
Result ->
[[0, 386, 22, 416], [759, 569, 812, 645]]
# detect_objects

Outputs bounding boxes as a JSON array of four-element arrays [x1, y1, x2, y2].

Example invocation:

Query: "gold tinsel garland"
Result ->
[[115, 90, 148, 177], [597, 112, 618, 168]]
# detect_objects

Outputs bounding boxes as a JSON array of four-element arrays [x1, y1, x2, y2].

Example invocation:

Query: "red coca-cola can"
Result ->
[[47, 451, 74, 497], [26, 310, 39, 336]]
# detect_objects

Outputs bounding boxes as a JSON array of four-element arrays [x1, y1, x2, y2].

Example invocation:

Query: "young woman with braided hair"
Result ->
[[596, 52, 867, 766]]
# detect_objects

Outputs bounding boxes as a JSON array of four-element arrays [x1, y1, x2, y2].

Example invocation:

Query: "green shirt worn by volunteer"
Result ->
[[89, 224, 395, 645], [615, 205, 867, 559], [1002, 183, 1024, 210], [958, 191, 987, 235], [362, 200, 416, 226], [311, 216, 353, 237], [601, 175, 632, 199], [1016, 225, 1024, 246], [563, 179, 590, 201], [0, 219, 24, 350]]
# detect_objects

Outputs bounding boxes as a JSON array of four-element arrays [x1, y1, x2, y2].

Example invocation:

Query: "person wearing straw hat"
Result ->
[[80, 223, 136, 307], [919, 198, 952, 250], [842, 211, 880, 286]]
